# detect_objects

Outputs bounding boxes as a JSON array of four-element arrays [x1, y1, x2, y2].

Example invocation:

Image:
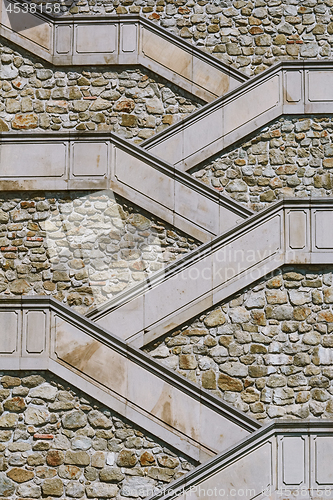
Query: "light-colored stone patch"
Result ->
[[0, 192, 198, 313], [146, 268, 333, 422], [0, 43, 201, 142], [0, 372, 195, 499], [192, 117, 333, 211], [29, 0, 333, 76]]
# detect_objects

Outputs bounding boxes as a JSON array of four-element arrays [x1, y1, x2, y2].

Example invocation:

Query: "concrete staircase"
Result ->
[[0, 131, 252, 242], [0, 0, 246, 102], [0, 3, 333, 498], [146, 421, 333, 500], [143, 60, 333, 170], [87, 198, 333, 347]]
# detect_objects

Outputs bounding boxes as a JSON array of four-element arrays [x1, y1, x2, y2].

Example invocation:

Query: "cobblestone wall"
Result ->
[[192, 116, 333, 211], [146, 267, 333, 422], [0, 192, 198, 313], [0, 372, 194, 499], [0, 43, 201, 142], [40, 0, 333, 76]]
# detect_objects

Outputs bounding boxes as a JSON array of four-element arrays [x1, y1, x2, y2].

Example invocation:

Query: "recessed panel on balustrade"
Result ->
[[24, 310, 47, 355], [307, 70, 333, 102], [121, 23, 137, 53], [55, 25, 73, 55], [314, 436, 333, 486], [314, 210, 333, 250], [0, 310, 19, 354]]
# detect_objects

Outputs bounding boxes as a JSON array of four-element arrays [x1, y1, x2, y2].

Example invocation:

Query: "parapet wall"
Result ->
[[0, 371, 195, 499], [46, 0, 333, 76], [146, 267, 333, 422]]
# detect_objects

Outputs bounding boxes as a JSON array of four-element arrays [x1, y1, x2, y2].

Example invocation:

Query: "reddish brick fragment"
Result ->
[[33, 434, 54, 440]]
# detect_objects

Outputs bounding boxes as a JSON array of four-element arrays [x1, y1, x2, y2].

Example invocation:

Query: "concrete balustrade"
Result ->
[[0, 296, 260, 463], [146, 421, 333, 500], [143, 61, 333, 170], [88, 199, 333, 347], [0, 132, 252, 242], [0, 0, 247, 102]]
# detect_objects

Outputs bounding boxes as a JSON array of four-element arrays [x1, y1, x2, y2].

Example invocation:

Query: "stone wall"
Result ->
[[0, 372, 194, 499], [146, 267, 333, 422], [43, 0, 333, 76], [0, 42, 201, 142], [192, 116, 333, 211], [0, 192, 198, 313]]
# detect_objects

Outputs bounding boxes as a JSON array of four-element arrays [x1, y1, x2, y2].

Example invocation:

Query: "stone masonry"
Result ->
[[0, 192, 198, 313], [192, 116, 333, 211], [0, 42, 201, 142], [147, 267, 333, 423], [0, 372, 195, 499], [28, 0, 333, 76]]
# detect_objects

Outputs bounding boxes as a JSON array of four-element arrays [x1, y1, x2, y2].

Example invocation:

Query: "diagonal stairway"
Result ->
[[0, 131, 252, 242], [143, 60, 333, 170], [0, 296, 260, 463], [145, 421, 333, 500], [87, 198, 333, 347], [0, 0, 247, 103]]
